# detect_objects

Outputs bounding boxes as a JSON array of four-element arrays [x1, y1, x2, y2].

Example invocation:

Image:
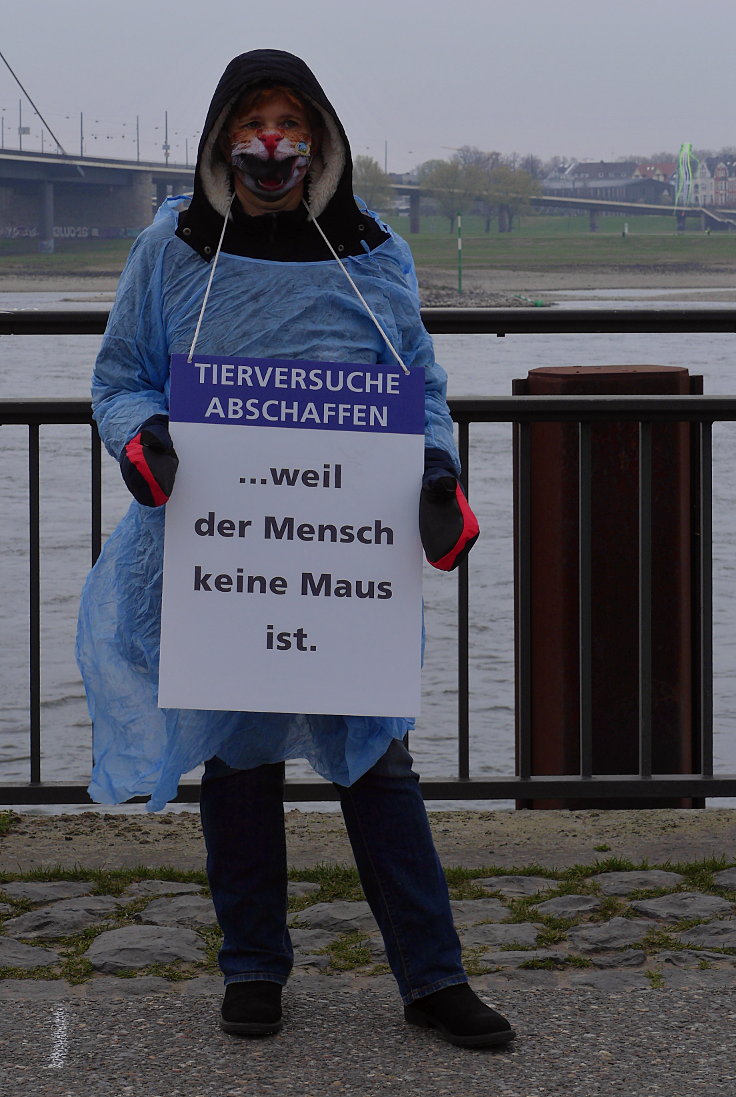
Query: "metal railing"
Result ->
[[2, 306, 736, 805]]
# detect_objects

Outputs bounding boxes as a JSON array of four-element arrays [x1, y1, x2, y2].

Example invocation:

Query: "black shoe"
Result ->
[[219, 981, 283, 1037], [404, 983, 515, 1049]]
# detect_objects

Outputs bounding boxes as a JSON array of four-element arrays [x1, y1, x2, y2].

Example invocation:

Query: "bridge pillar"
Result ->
[[409, 191, 420, 234], [170, 178, 191, 198], [155, 180, 169, 210], [588, 209, 600, 232], [39, 181, 54, 254]]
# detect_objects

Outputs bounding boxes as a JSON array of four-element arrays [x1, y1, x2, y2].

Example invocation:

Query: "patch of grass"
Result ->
[[198, 925, 223, 970], [449, 880, 494, 901], [406, 222, 736, 272], [460, 945, 493, 977], [645, 969, 666, 989], [518, 954, 592, 971], [367, 961, 391, 977], [0, 237, 133, 275], [534, 926, 573, 948], [62, 956, 94, 984], [638, 927, 683, 953], [288, 865, 363, 904], [588, 856, 645, 874], [444, 865, 558, 884], [0, 865, 208, 894], [0, 812, 19, 838], [0, 964, 62, 980], [317, 931, 373, 972], [594, 897, 628, 921], [143, 963, 191, 982]]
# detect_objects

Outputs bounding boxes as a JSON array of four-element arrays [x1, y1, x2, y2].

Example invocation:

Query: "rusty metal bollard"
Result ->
[[513, 365, 703, 809]]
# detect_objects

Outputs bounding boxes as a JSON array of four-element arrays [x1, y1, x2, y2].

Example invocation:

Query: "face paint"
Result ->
[[225, 89, 313, 204]]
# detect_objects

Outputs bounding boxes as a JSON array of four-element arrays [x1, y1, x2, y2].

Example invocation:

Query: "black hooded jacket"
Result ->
[[176, 50, 389, 262]]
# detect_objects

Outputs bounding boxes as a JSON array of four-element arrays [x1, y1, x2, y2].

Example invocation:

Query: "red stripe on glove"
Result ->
[[429, 482, 480, 571], [125, 434, 170, 507]]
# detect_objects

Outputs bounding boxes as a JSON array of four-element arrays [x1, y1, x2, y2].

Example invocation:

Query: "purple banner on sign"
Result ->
[[169, 354, 424, 435]]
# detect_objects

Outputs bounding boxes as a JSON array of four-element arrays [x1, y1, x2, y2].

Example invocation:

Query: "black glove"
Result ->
[[419, 447, 479, 571], [120, 415, 178, 507]]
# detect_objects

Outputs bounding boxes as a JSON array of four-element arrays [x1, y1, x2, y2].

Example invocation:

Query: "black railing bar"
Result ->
[[700, 422, 714, 777], [8, 395, 736, 429], [91, 424, 102, 564], [1, 307, 734, 338], [450, 396, 736, 424], [28, 424, 41, 785], [516, 422, 532, 782], [457, 419, 470, 780], [639, 421, 653, 779], [5, 773, 736, 805], [423, 308, 736, 337], [1, 401, 94, 426], [578, 422, 593, 779]]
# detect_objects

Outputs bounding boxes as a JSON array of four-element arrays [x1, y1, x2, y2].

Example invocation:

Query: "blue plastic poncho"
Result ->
[[77, 199, 459, 810]]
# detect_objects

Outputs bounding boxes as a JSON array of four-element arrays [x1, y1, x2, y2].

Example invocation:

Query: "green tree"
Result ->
[[484, 162, 539, 232], [421, 158, 482, 230], [353, 155, 392, 213]]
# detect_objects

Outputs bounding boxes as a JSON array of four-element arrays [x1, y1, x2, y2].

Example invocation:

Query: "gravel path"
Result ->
[[4, 807, 736, 872], [1, 978, 735, 1097]]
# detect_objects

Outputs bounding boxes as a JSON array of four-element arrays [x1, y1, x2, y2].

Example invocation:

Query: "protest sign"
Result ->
[[157, 354, 425, 716]]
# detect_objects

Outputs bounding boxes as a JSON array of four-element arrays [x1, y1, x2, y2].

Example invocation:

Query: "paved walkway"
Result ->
[[1, 809, 735, 1095]]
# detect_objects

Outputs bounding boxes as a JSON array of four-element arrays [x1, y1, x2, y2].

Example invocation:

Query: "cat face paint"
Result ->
[[224, 88, 313, 207]]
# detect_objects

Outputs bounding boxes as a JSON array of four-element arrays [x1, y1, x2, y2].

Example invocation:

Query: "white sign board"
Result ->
[[158, 354, 425, 717]]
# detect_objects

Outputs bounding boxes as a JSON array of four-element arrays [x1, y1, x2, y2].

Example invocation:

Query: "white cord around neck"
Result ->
[[187, 194, 235, 363], [187, 194, 410, 376], [303, 200, 409, 375]]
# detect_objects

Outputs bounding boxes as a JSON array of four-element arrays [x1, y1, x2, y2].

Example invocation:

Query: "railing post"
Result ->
[[578, 420, 593, 780], [28, 423, 41, 784], [515, 418, 533, 784], [457, 417, 470, 780], [91, 423, 102, 563], [639, 420, 653, 779], [698, 420, 714, 777]]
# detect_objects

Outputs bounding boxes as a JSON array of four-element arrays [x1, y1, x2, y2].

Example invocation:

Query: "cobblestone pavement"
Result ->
[[2, 813, 736, 1095], [2, 865, 736, 996]]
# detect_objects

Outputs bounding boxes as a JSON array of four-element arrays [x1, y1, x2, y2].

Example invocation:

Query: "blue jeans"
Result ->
[[199, 740, 467, 1004]]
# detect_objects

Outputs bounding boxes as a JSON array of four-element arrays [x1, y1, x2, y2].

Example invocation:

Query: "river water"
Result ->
[[1, 286, 735, 812]]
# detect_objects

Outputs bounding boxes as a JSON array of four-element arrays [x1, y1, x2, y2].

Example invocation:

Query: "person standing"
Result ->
[[78, 49, 513, 1050]]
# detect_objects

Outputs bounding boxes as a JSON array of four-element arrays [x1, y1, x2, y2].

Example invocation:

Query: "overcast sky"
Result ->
[[2, 0, 734, 171]]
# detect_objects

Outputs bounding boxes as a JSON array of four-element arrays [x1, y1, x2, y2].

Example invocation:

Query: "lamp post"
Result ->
[[163, 110, 170, 165]]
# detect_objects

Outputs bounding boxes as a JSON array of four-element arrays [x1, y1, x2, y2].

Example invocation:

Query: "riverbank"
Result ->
[[0, 263, 732, 302]]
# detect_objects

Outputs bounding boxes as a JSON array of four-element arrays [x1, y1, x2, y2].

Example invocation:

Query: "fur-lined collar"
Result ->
[[177, 50, 362, 257]]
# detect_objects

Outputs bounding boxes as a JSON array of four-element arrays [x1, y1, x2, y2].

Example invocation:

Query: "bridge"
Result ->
[[530, 193, 736, 232], [0, 148, 194, 250], [2, 148, 733, 249]]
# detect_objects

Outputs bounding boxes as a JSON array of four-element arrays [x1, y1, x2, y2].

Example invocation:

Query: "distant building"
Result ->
[[542, 161, 673, 203], [706, 158, 736, 207], [674, 156, 736, 208]]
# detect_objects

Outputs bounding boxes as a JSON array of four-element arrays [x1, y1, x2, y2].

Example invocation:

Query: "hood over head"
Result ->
[[177, 50, 373, 258]]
